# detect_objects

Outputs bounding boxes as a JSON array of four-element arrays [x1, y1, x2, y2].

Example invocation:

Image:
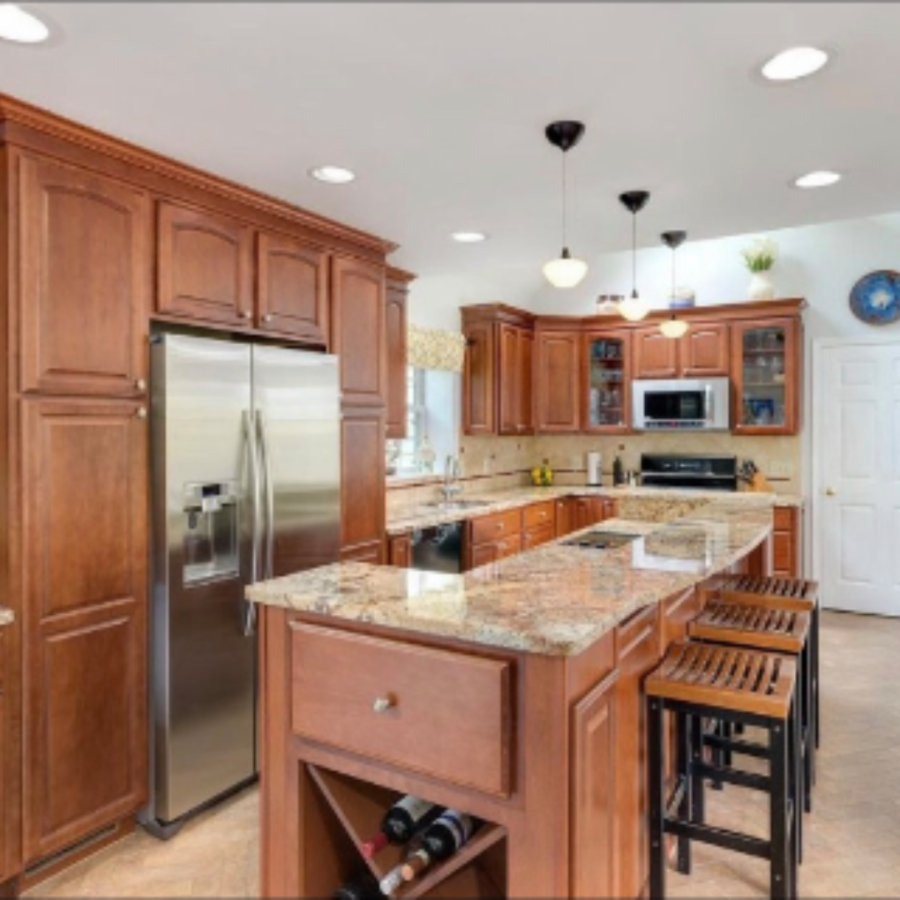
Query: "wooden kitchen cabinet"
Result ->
[[572, 496, 617, 531], [257, 231, 329, 343], [583, 331, 630, 432], [522, 500, 555, 550], [732, 317, 801, 435], [773, 506, 801, 577], [680, 321, 730, 376], [388, 533, 412, 568], [0, 626, 19, 889], [22, 397, 148, 863], [340, 407, 386, 562], [157, 201, 254, 327], [555, 497, 576, 538], [632, 326, 679, 379], [385, 268, 414, 439], [465, 509, 523, 569], [614, 603, 662, 900], [534, 328, 581, 433], [462, 306, 535, 436], [18, 153, 151, 397], [331, 257, 387, 406]]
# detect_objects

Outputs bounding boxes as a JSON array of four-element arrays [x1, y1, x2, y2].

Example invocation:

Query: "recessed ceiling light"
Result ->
[[450, 231, 488, 243], [0, 3, 49, 43], [794, 170, 842, 189], [308, 165, 356, 185], [761, 46, 830, 82]]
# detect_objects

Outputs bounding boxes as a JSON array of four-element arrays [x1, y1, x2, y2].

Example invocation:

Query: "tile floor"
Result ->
[[25, 611, 900, 898]]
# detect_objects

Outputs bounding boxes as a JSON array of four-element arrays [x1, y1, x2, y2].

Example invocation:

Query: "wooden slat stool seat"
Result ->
[[646, 641, 801, 900], [690, 599, 814, 816]]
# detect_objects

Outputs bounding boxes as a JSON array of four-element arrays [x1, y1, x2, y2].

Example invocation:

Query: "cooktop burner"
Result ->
[[561, 530, 642, 550]]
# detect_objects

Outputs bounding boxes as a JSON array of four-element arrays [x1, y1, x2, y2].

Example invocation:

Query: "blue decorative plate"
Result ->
[[849, 270, 900, 325]]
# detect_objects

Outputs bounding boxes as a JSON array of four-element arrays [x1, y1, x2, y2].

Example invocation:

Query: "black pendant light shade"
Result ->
[[661, 230, 687, 251], [619, 190, 650, 215], [545, 121, 586, 152]]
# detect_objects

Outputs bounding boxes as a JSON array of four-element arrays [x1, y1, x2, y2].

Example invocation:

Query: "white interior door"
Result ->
[[814, 340, 900, 616]]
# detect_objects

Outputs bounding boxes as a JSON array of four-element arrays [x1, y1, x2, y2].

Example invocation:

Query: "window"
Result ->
[[388, 367, 460, 478]]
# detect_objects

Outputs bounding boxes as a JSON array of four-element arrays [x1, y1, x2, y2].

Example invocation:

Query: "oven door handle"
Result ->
[[705, 384, 714, 425]]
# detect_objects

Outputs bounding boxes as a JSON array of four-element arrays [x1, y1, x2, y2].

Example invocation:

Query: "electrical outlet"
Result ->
[[769, 459, 793, 479]]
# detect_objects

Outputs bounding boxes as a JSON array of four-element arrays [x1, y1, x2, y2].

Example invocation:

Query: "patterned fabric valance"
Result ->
[[407, 325, 466, 373]]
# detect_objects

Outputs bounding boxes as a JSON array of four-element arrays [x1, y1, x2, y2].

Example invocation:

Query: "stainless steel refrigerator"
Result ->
[[143, 332, 340, 836]]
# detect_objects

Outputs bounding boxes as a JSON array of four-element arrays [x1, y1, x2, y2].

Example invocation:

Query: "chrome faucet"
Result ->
[[441, 454, 461, 502]]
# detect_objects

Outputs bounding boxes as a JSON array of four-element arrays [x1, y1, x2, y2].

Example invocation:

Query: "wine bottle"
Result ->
[[399, 810, 474, 882], [361, 795, 439, 859], [333, 869, 384, 900], [378, 864, 406, 898]]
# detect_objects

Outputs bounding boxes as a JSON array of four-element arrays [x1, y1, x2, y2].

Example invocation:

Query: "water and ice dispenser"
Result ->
[[181, 481, 239, 585]]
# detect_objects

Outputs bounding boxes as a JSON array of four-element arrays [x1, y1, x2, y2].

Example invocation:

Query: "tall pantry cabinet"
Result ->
[[0, 92, 397, 892]]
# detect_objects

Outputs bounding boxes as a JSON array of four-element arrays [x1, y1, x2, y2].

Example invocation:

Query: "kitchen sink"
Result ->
[[421, 498, 490, 510], [561, 530, 642, 550]]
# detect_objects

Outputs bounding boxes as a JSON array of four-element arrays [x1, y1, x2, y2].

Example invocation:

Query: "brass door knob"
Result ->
[[825, 487, 837, 496]]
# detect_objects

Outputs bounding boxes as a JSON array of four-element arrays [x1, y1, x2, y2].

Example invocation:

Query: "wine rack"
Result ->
[[307, 763, 508, 899]]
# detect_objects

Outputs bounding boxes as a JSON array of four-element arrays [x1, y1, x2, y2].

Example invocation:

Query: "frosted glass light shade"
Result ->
[[618, 294, 649, 322], [543, 250, 587, 289], [659, 316, 689, 339], [0, 3, 49, 42]]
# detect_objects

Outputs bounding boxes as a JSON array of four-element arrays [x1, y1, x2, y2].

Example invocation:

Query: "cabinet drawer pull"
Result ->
[[136, 406, 147, 419], [496, 523, 504, 531], [241, 309, 252, 320], [262, 313, 273, 323], [373, 695, 395, 713], [135, 378, 146, 391]]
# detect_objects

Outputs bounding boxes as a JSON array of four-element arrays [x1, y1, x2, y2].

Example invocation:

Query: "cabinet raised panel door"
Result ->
[[18, 154, 151, 397], [341, 408, 386, 554], [385, 283, 408, 439], [680, 322, 730, 377], [463, 321, 495, 435], [633, 327, 678, 379], [257, 232, 329, 343], [535, 331, 581, 432], [331, 258, 386, 405], [157, 201, 253, 326], [22, 398, 147, 863], [498, 324, 533, 435]]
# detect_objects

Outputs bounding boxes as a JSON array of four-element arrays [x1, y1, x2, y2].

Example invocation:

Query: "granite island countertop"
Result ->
[[247, 494, 774, 657], [386, 485, 801, 535], [0, 607, 14, 627]]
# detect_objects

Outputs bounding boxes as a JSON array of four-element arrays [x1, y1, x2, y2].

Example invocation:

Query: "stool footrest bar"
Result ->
[[664, 818, 771, 861]]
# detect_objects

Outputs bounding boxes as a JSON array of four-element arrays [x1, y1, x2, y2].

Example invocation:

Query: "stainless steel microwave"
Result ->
[[632, 377, 730, 431]]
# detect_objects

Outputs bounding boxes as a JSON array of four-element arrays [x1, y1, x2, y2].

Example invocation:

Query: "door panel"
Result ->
[[463, 321, 495, 434], [817, 341, 900, 615], [23, 398, 147, 861], [633, 327, 678, 379], [385, 282, 408, 439], [18, 154, 150, 396], [679, 322, 729, 377], [535, 331, 580, 432], [157, 202, 253, 326], [341, 408, 385, 552], [257, 233, 329, 343]]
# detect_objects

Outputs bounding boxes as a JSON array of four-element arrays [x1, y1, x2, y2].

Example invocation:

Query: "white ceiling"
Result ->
[[4, 3, 900, 281]]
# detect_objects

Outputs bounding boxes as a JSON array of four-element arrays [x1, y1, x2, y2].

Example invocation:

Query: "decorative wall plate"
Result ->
[[849, 270, 900, 325]]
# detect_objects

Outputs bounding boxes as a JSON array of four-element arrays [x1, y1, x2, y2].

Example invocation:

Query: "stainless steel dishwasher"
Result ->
[[410, 522, 464, 573]]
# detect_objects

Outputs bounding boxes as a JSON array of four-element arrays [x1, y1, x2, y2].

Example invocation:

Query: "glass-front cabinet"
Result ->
[[732, 317, 799, 435], [583, 331, 630, 432]]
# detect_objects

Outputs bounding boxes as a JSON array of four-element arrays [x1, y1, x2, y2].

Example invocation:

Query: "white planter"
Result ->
[[748, 271, 775, 301]]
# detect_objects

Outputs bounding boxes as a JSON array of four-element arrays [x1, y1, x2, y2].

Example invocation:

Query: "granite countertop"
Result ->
[[386, 484, 802, 535], [0, 607, 14, 627], [247, 494, 775, 658]]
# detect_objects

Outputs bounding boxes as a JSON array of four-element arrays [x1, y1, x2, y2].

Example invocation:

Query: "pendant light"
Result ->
[[543, 121, 587, 289], [618, 190, 650, 321], [659, 230, 689, 338]]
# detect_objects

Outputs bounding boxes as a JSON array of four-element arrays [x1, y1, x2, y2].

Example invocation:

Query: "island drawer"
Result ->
[[290, 623, 513, 796], [523, 500, 555, 530], [470, 508, 522, 544]]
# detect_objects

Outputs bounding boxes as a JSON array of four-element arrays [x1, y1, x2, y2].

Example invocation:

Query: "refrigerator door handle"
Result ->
[[256, 409, 276, 580], [243, 409, 261, 636]]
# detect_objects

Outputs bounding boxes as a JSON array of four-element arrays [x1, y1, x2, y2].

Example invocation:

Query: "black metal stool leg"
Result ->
[[770, 717, 791, 900], [802, 643, 814, 813], [690, 709, 705, 825], [813, 603, 821, 750], [676, 709, 691, 875], [649, 697, 666, 900], [789, 698, 803, 868]]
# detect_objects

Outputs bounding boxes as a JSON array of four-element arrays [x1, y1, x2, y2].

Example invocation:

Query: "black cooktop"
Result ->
[[561, 530, 642, 550]]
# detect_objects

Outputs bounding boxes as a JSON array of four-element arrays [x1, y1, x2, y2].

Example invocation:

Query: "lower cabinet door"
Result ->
[[339, 540, 384, 565], [22, 398, 148, 863], [570, 671, 617, 898]]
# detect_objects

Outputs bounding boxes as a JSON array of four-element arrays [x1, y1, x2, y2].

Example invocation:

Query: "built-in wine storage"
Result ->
[[305, 764, 508, 899]]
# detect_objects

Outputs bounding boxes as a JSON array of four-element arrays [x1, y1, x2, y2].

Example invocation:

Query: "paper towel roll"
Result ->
[[586, 451, 602, 486]]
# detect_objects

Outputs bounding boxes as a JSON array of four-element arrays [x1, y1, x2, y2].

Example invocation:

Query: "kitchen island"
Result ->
[[248, 495, 774, 899]]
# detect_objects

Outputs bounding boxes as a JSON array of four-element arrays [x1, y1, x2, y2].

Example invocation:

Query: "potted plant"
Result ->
[[741, 237, 778, 300]]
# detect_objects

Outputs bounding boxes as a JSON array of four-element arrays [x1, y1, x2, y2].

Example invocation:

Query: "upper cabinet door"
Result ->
[[519, 329, 534, 434], [680, 322, 730, 377], [583, 331, 630, 433], [157, 201, 253, 327], [463, 320, 496, 435], [632, 327, 678, 379], [385, 280, 408, 439], [331, 256, 386, 406], [257, 232, 329, 343], [498, 324, 520, 435], [535, 330, 581, 433], [18, 155, 151, 397]]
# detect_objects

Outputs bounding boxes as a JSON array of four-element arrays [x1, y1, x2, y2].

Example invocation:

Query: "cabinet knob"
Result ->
[[136, 406, 147, 419], [373, 695, 395, 713], [262, 313, 273, 323], [241, 310, 252, 320], [135, 378, 147, 391]]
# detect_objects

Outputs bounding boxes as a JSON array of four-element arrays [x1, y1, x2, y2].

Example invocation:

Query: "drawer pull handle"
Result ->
[[373, 695, 395, 713], [496, 523, 503, 531]]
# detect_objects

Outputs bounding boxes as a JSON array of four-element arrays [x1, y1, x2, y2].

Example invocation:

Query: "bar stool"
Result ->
[[689, 598, 814, 816], [711, 575, 820, 751], [647, 641, 801, 900]]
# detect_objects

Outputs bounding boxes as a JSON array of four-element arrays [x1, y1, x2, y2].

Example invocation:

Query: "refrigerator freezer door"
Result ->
[[150, 334, 257, 826], [252, 346, 341, 577]]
